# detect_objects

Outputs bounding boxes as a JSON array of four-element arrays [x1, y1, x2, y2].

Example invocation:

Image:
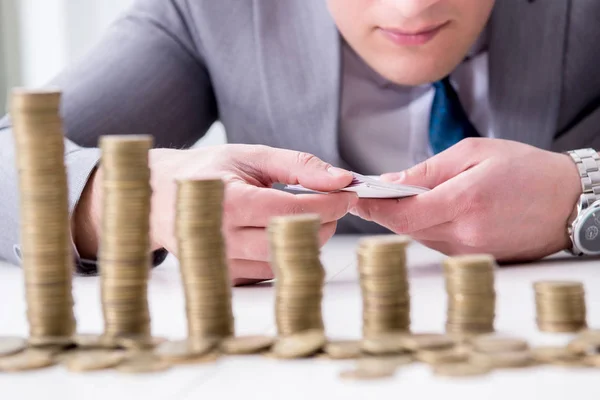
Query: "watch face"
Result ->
[[577, 209, 600, 253]]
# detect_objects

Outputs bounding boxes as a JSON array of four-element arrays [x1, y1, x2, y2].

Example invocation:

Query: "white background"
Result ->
[[0, 0, 225, 146]]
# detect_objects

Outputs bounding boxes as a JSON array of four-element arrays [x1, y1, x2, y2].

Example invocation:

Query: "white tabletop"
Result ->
[[1, 235, 600, 400]]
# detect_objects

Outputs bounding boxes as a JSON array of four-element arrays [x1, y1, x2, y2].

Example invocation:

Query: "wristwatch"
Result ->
[[566, 148, 600, 256]]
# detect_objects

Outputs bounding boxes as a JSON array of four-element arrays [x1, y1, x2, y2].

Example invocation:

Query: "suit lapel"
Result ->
[[252, 0, 342, 165], [489, 0, 570, 149]]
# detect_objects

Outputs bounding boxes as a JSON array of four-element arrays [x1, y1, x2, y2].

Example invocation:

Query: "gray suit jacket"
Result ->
[[1, 0, 599, 267]]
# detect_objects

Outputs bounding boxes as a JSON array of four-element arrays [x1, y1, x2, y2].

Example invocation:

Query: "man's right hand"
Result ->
[[73, 144, 358, 285]]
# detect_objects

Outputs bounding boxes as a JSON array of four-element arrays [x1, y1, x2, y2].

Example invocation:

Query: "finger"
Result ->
[[226, 182, 358, 227], [237, 146, 354, 192], [351, 189, 458, 234], [228, 221, 338, 262], [228, 259, 274, 283], [380, 138, 489, 189]]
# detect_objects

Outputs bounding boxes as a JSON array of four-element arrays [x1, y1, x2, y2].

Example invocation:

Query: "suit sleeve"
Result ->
[[0, 0, 218, 270]]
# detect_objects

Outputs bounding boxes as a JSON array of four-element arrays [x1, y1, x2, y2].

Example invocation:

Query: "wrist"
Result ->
[[563, 149, 600, 255]]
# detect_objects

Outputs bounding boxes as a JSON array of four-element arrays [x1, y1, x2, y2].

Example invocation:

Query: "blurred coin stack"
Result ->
[[534, 281, 586, 333], [10, 89, 76, 340], [269, 215, 325, 336], [357, 235, 411, 338], [443, 255, 496, 334], [175, 179, 234, 339], [98, 135, 153, 338]]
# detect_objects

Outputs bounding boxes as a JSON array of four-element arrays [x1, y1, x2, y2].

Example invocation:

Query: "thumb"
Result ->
[[245, 146, 354, 192], [380, 145, 476, 189]]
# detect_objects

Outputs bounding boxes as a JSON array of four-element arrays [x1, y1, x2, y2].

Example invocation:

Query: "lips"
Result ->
[[379, 21, 449, 46]]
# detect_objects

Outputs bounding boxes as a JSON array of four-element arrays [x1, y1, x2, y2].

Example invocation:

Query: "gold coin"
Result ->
[[116, 335, 166, 351], [116, 354, 171, 374], [172, 351, 220, 365], [63, 350, 126, 372], [532, 346, 581, 362], [471, 335, 529, 353], [0, 337, 27, 357], [416, 346, 470, 365], [361, 333, 406, 355], [272, 330, 326, 359], [548, 358, 588, 368], [324, 340, 363, 360], [584, 354, 600, 367], [470, 350, 533, 368], [155, 339, 216, 361], [567, 335, 600, 355], [220, 336, 274, 355], [0, 348, 56, 372], [400, 334, 456, 351], [433, 362, 491, 377]]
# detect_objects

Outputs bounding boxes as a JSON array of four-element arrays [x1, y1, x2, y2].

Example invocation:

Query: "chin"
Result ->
[[364, 39, 470, 86], [377, 62, 453, 87], [382, 68, 448, 86]]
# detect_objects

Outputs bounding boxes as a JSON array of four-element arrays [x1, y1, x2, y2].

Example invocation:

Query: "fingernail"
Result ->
[[381, 172, 405, 183], [349, 206, 358, 216], [328, 166, 350, 177]]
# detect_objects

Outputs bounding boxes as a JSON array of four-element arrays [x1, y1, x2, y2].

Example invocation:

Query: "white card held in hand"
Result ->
[[285, 173, 429, 199]]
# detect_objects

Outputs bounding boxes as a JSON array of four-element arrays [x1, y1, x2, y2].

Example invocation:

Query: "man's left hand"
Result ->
[[351, 138, 583, 262]]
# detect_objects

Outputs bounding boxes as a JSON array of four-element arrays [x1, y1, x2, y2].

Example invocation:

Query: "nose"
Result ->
[[379, 0, 442, 19]]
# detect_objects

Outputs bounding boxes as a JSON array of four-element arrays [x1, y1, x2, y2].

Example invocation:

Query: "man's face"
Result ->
[[327, 0, 495, 85]]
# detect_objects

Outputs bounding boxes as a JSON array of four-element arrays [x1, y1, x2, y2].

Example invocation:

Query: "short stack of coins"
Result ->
[[443, 254, 496, 334], [174, 179, 234, 339], [534, 281, 587, 333], [357, 235, 411, 338], [269, 214, 325, 336], [98, 135, 153, 338], [10, 89, 76, 341]]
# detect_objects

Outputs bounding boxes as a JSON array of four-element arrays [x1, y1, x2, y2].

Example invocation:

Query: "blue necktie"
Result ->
[[428, 77, 479, 154]]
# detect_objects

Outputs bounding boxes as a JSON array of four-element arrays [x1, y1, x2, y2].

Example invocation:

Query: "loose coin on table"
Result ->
[[324, 340, 363, 360], [116, 353, 171, 374], [155, 339, 217, 362], [0, 337, 27, 357], [220, 336, 275, 355], [63, 350, 126, 372], [0, 349, 56, 372], [272, 330, 326, 359]]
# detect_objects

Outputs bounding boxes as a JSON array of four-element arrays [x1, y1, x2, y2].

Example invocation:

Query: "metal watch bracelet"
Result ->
[[566, 148, 600, 255]]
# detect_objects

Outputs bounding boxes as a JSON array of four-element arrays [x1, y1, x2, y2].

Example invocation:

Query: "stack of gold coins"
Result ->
[[534, 281, 586, 333], [443, 254, 496, 334], [10, 89, 76, 341], [357, 235, 411, 338], [175, 179, 234, 339], [98, 135, 153, 338], [269, 214, 325, 336]]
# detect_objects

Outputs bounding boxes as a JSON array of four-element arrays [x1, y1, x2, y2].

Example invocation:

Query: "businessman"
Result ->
[[1, 0, 600, 285]]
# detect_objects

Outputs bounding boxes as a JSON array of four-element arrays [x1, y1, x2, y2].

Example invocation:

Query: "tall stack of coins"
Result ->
[[175, 179, 234, 339], [357, 235, 411, 338], [98, 135, 153, 338], [443, 255, 496, 334], [10, 89, 76, 341], [534, 281, 587, 333], [269, 214, 325, 336]]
